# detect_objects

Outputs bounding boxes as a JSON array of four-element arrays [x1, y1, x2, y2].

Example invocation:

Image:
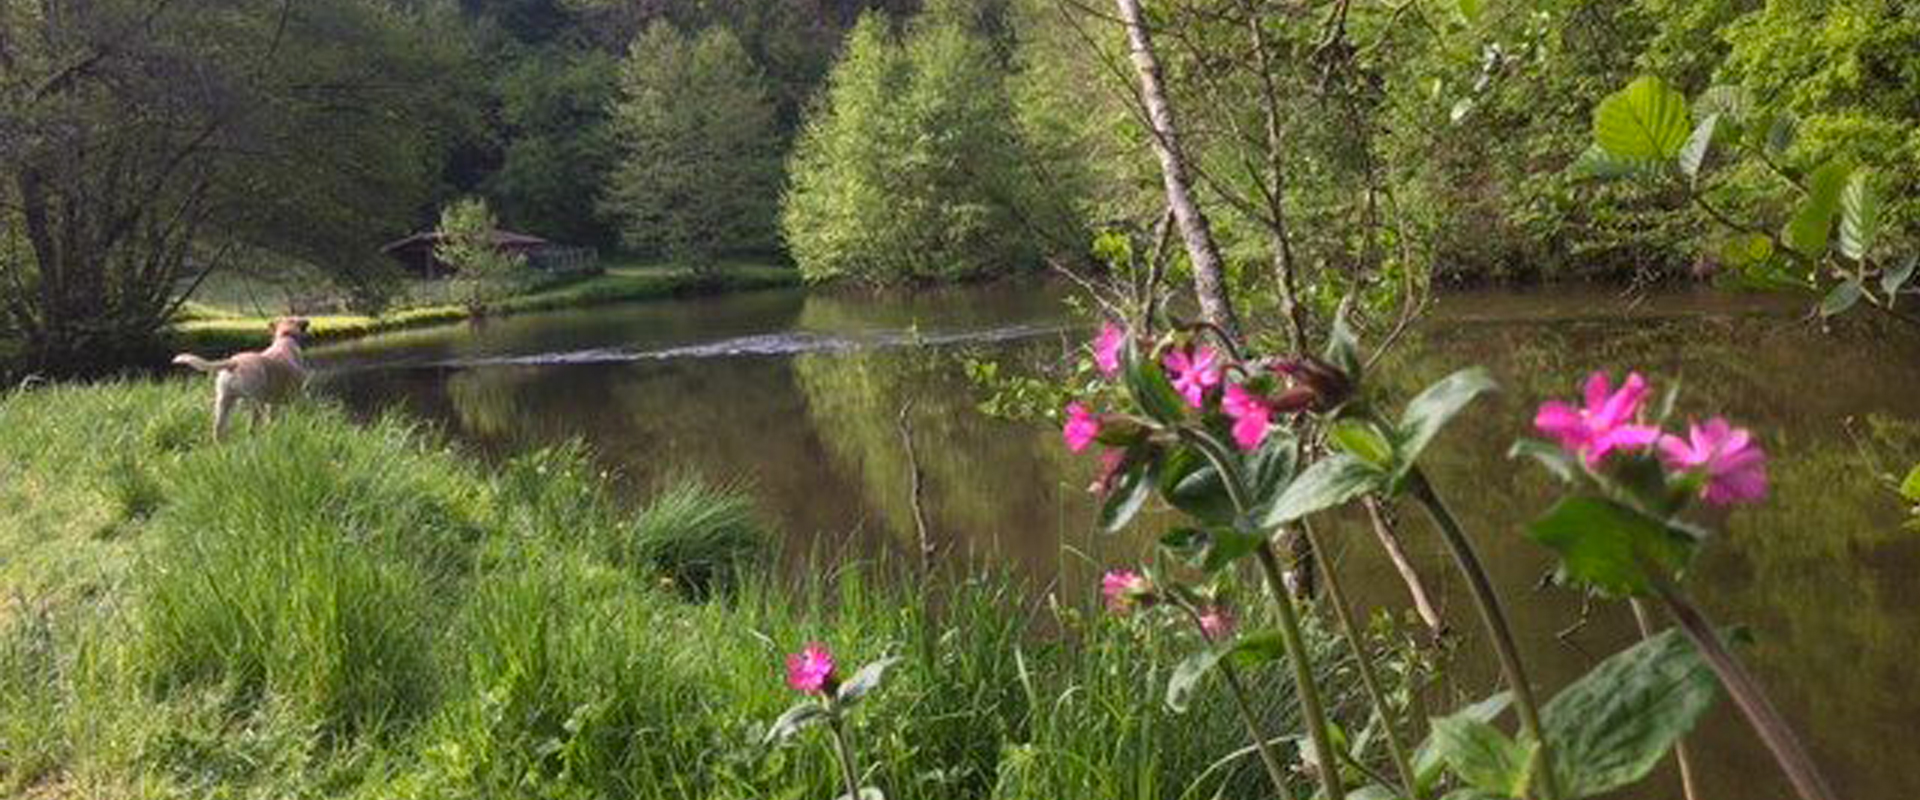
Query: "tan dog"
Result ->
[[172, 317, 312, 441]]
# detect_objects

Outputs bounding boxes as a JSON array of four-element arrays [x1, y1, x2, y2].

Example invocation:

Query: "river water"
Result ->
[[313, 282, 1920, 800]]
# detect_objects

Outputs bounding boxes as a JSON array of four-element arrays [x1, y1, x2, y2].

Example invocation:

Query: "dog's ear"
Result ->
[[294, 317, 310, 332]]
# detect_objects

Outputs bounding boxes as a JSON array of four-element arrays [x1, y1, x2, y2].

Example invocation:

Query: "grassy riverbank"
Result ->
[[169, 262, 800, 353], [0, 380, 1369, 800]]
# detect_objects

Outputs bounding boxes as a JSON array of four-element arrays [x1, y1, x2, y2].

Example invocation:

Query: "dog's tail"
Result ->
[[171, 353, 234, 373]]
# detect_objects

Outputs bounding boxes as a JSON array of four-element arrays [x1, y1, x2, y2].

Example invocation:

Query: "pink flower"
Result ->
[[1659, 417, 1768, 505], [1222, 384, 1272, 450], [1534, 371, 1662, 466], [1063, 402, 1101, 453], [1197, 606, 1235, 640], [1164, 346, 1222, 408], [1093, 323, 1125, 377], [785, 642, 837, 695], [1101, 569, 1153, 614]]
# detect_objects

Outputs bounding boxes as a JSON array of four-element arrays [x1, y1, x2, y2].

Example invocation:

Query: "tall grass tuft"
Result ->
[[628, 476, 768, 597]]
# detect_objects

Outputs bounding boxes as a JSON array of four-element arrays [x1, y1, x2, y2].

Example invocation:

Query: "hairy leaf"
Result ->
[[1166, 647, 1225, 713], [1428, 714, 1533, 795], [1509, 438, 1579, 484], [1099, 454, 1154, 533], [1543, 629, 1719, 798], [1394, 367, 1498, 483], [1262, 453, 1383, 526], [1415, 692, 1513, 794], [1819, 280, 1863, 318], [1332, 419, 1394, 467], [1885, 255, 1917, 302], [765, 701, 830, 744], [837, 656, 901, 705], [1525, 496, 1697, 596], [1839, 170, 1881, 261]]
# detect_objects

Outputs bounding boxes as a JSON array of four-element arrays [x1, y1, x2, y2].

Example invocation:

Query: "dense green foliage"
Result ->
[[783, 8, 1062, 284], [0, 380, 1378, 799], [605, 24, 784, 264]]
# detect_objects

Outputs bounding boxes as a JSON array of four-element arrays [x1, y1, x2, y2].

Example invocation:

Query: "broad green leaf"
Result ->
[[1570, 145, 1656, 180], [1166, 647, 1225, 713], [1324, 312, 1362, 379], [1592, 76, 1691, 162], [1225, 630, 1287, 667], [1262, 453, 1383, 526], [1543, 629, 1719, 798], [1242, 431, 1300, 518], [1899, 464, 1920, 502], [1332, 419, 1394, 467], [1099, 453, 1154, 533], [1428, 714, 1533, 795], [1819, 280, 1863, 318], [1677, 113, 1718, 180], [836, 656, 901, 705], [1394, 367, 1498, 482], [1783, 161, 1851, 256], [1159, 446, 1236, 525], [1158, 525, 1261, 573], [1839, 170, 1881, 261], [1508, 438, 1579, 484], [1884, 255, 1916, 301], [765, 701, 830, 744], [1415, 692, 1513, 795], [1525, 496, 1697, 597]]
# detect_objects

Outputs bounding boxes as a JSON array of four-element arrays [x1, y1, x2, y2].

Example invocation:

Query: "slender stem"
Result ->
[[1253, 543, 1349, 800], [1182, 429, 1346, 800], [1176, 601, 1297, 800], [1363, 496, 1446, 639], [1406, 469, 1557, 800], [1304, 519, 1421, 799], [828, 714, 863, 800], [1650, 576, 1839, 800], [1628, 599, 1701, 800]]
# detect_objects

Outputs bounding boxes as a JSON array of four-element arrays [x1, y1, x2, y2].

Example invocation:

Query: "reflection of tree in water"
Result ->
[[445, 366, 545, 440], [790, 344, 1083, 571]]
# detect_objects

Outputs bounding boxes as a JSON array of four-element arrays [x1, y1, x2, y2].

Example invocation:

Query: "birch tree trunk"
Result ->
[[1112, 0, 1242, 343]]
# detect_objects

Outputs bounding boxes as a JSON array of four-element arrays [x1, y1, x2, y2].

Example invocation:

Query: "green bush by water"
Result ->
[[0, 380, 1377, 799]]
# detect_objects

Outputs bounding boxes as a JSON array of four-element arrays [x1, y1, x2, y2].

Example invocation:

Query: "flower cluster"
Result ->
[[1535, 370, 1767, 506], [1061, 323, 1352, 490]]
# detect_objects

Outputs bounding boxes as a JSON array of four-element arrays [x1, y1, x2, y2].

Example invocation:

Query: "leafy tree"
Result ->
[[783, 6, 1053, 284], [485, 48, 621, 249], [435, 198, 529, 313], [0, 0, 472, 376], [603, 23, 783, 266]]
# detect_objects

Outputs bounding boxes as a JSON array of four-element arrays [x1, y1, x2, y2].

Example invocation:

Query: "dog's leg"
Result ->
[[213, 372, 238, 442]]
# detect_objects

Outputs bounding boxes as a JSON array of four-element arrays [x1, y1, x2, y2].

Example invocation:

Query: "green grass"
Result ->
[[168, 262, 800, 354], [0, 380, 1387, 800]]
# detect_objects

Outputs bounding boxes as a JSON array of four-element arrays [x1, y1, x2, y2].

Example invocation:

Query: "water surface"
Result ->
[[316, 282, 1920, 800]]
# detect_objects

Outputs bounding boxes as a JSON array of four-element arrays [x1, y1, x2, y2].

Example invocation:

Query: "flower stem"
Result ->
[[1628, 598, 1700, 800], [1253, 542, 1349, 800], [1649, 575, 1838, 800], [1304, 519, 1421, 799], [1181, 428, 1346, 800], [827, 714, 863, 800], [1177, 601, 1297, 800], [1407, 469, 1557, 800]]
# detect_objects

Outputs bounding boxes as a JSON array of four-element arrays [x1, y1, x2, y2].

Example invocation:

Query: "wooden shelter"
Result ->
[[380, 229, 552, 278]]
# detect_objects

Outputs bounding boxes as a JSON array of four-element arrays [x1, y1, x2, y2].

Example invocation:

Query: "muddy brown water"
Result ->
[[315, 282, 1920, 800]]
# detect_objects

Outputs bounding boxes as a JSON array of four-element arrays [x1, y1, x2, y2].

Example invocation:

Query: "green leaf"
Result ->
[[1570, 145, 1656, 180], [1261, 453, 1384, 526], [1393, 367, 1498, 483], [765, 701, 830, 744], [1166, 647, 1225, 713], [1525, 496, 1698, 597], [1884, 254, 1917, 300], [1456, 0, 1484, 24], [1819, 279, 1863, 318], [1122, 343, 1187, 424], [1324, 312, 1362, 379], [1242, 431, 1300, 519], [1224, 630, 1286, 667], [1332, 419, 1394, 467], [1592, 76, 1691, 162], [1693, 85, 1752, 127], [1677, 113, 1717, 180], [1099, 454, 1154, 533], [1158, 525, 1262, 573], [1508, 438, 1579, 484], [1427, 714, 1533, 795], [1783, 161, 1851, 256], [1839, 170, 1881, 261], [1543, 629, 1719, 798], [1715, 232, 1773, 269], [1899, 464, 1920, 502], [1159, 446, 1236, 525], [1415, 692, 1513, 794], [836, 656, 901, 705]]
